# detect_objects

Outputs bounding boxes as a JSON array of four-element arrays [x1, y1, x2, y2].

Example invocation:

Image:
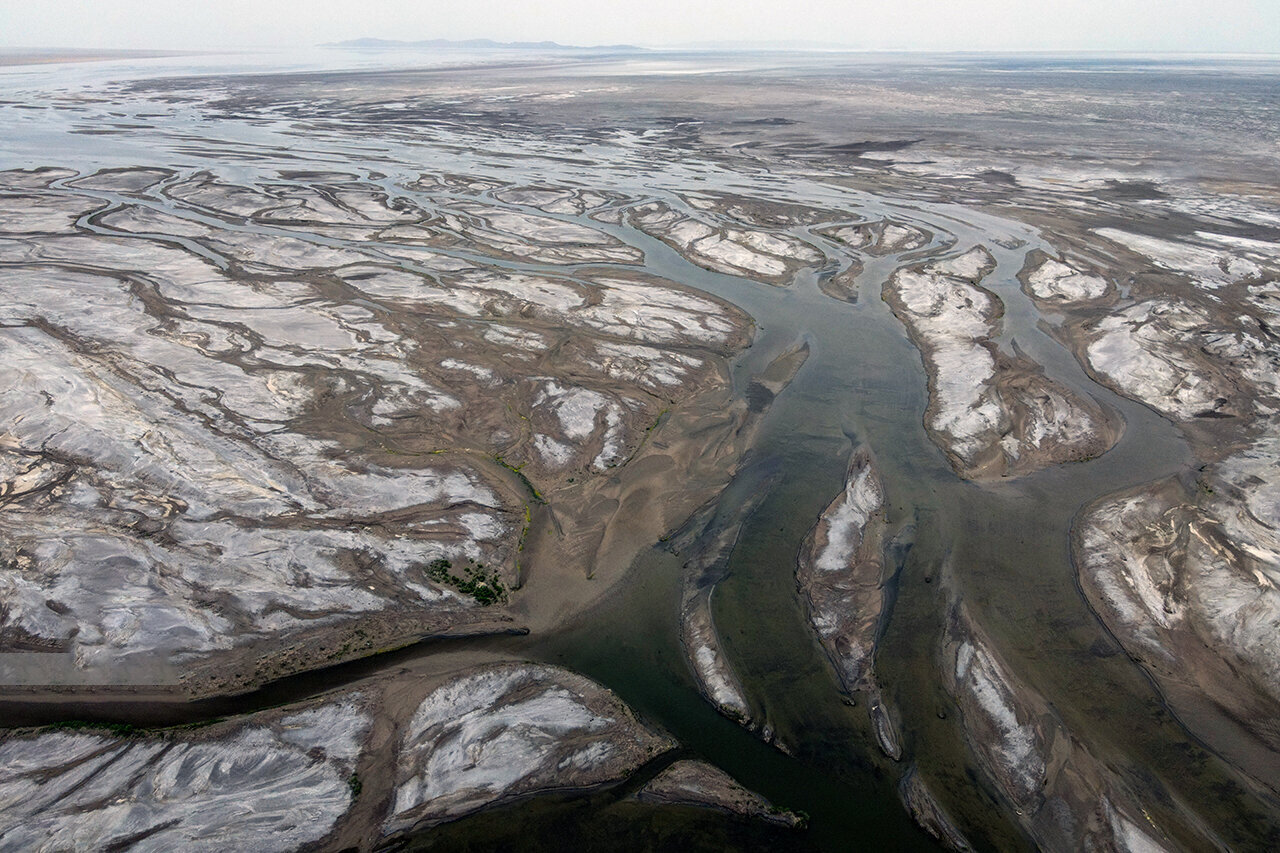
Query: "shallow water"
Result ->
[[1, 53, 1277, 851]]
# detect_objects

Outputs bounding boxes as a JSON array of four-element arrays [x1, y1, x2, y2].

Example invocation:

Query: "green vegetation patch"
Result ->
[[494, 455, 545, 504], [43, 720, 138, 737], [426, 558, 507, 606]]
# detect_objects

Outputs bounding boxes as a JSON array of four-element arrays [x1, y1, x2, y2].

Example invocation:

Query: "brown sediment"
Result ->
[[817, 258, 864, 303], [862, 220, 933, 256], [380, 660, 676, 834], [640, 343, 812, 733], [6, 52, 1280, 849], [674, 345, 810, 730], [1073, 474, 1280, 793], [514, 374, 756, 636], [1023, 212, 1280, 791], [633, 759, 803, 827], [883, 248, 1121, 480], [796, 446, 902, 759], [1015, 248, 1114, 306], [623, 198, 825, 286], [0, 165, 757, 704], [898, 765, 975, 852], [796, 446, 887, 696], [0, 657, 678, 851], [939, 577, 1188, 852]]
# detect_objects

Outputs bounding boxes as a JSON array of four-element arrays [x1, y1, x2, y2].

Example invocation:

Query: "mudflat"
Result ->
[[0, 50, 1278, 852]]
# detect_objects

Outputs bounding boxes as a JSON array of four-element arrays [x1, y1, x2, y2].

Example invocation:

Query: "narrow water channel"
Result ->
[[386, 181, 1268, 848], [1, 69, 1273, 850]]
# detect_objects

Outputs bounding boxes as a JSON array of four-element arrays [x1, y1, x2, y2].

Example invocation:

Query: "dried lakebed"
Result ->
[[0, 53, 1279, 852]]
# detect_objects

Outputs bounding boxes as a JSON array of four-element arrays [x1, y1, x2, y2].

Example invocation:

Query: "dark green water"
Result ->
[[383, 184, 1275, 850]]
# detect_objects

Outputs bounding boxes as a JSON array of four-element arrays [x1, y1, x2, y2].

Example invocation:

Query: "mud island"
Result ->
[[0, 46, 1278, 853]]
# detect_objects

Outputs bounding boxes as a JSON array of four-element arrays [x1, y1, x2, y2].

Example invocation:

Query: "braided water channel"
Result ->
[[1, 71, 1275, 850]]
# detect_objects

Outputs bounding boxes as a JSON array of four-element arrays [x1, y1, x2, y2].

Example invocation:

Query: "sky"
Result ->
[[1, 0, 1277, 54]]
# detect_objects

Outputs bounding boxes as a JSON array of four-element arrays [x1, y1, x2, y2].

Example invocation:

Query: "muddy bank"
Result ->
[[619, 199, 825, 286], [0, 660, 692, 851], [1075, 460, 1280, 790], [939, 584, 1189, 852], [1016, 218, 1280, 793], [898, 766, 974, 852], [0, 165, 754, 700], [796, 446, 901, 759], [667, 345, 811, 738], [4, 50, 1280, 852], [884, 247, 1120, 479], [633, 759, 803, 827]]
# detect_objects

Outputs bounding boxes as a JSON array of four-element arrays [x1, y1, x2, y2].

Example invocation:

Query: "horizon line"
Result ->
[[3, 43, 1279, 59]]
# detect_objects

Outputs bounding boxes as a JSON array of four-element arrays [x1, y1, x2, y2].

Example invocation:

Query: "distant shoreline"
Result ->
[[0, 49, 189, 68]]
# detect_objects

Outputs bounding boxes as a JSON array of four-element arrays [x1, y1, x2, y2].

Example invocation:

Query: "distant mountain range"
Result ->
[[665, 39, 864, 51], [326, 38, 645, 52]]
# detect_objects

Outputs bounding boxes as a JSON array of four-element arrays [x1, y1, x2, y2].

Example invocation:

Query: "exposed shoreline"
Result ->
[[2, 51, 1280, 851]]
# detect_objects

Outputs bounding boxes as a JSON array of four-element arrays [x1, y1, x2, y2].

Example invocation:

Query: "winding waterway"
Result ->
[[1, 54, 1276, 851]]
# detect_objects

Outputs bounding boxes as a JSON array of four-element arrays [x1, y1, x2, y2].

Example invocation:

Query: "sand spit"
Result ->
[[633, 760, 802, 827], [667, 345, 811, 737], [387, 663, 673, 832], [1075, 445, 1280, 787], [625, 199, 824, 285], [682, 586, 753, 723], [885, 247, 1119, 479], [0, 662, 686, 850], [898, 766, 974, 852], [0, 698, 370, 851], [816, 262, 863, 303], [940, 591, 1179, 852], [796, 447, 901, 759], [671, 478, 774, 728]]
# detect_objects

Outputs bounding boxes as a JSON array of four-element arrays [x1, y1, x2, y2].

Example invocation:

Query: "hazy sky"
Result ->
[[2, 0, 1277, 53]]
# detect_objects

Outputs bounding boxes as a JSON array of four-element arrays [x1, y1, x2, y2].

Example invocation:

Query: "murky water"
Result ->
[[2, 54, 1276, 851]]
